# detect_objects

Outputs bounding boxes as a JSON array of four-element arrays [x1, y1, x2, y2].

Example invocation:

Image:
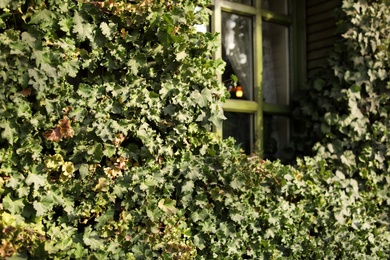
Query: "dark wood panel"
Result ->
[[307, 57, 329, 70], [307, 0, 327, 7], [307, 47, 334, 61], [308, 37, 337, 51], [306, 0, 342, 77], [307, 18, 338, 34], [307, 27, 337, 42], [307, 0, 341, 16], [307, 9, 337, 24]]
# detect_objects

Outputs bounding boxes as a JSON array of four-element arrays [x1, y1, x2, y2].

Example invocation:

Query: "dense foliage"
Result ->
[[0, 0, 389, 259]]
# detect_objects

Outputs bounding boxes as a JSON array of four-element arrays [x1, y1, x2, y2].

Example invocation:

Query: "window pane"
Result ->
[[223, 112, 253, 154], [262, 0, 288, 15], [221, 12, 254, 101], [263, 115, 291, 160], [225, 0, 253, 6], [262, 22, 289, 105]]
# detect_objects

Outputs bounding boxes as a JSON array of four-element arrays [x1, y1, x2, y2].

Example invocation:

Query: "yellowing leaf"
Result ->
[[94, 178, 110, 192], [62, 162, 75, 176], [45, 154, 64, 171], [158, 198, 177, 215]]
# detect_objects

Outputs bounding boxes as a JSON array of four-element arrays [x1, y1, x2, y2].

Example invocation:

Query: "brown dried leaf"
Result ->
[[113, 133, 125, 147], [43, 127, 62, 142], [20, 88, 32, 97], [59, 116, 74, 139], [115, 156, 128, 170]]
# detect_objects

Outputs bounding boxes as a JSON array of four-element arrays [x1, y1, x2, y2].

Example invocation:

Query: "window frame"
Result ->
[[211, 0, 305, 156]]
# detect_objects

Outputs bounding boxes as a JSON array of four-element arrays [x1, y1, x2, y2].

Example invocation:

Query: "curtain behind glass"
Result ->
[[222, 12, 254, 101]]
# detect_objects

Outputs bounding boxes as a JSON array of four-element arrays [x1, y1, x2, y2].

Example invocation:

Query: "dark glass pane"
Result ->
[[263, 115, 292, 161], [223, 112, 253, 154], [262, 22, 290, 105], [262, 0, 288, 15], [221, 12, 254, 101], [225, 0, 253, 6]]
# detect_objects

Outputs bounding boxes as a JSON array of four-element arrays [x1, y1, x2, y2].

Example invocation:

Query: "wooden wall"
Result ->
[[306, 0, 342, 76]]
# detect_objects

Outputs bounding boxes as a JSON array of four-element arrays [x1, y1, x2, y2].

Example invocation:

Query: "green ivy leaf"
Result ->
[[230, 177, 244, 190], [182, 180, 194, 193], [59, 17, 73, 34], [158, 198, 177, 215], [21, 31, 40, 49], [176, 50, 187, 61], [79, 164, 89, 178], [88, 143, 104, 163], [29, 9, 56, 25], [3, 195, 24, 215], [95, 208, 114, 229], [25, 173, 46, 191], [33, 195, 54, 216], [83, 227, 104, 250], [0, 0, 12, 8], [0, 120, 16, 145], [103, 144, 116, 158], [73, 11, 94, 42], [100, 22, 116, 40]]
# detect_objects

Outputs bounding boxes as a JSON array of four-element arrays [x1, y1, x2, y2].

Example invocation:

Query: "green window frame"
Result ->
[[210, 0, 305, 157]]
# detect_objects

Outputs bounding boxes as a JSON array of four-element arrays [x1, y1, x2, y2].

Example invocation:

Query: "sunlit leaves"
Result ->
[[158, 198, 178, 215], [0, 0, 224, 257], [29, 9, 56, 26], [100, 22, 116, 40], [94, 178, 110, 192], [25, 173, 46, 191], [0, 120, 16, 145], [3, 195, 24, 215], [83, 227, 104, 250], [72, 11, 94, 42], [33, 196, 54, 216]]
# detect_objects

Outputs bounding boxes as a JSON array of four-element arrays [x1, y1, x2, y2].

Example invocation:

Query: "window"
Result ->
[[209, 0, 305, 159]]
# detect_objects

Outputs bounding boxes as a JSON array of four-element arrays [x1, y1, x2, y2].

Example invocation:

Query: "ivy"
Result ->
[[0, 0, 389, 259]]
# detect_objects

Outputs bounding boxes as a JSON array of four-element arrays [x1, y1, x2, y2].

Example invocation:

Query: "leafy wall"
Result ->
[[0, 0, 389, 259]]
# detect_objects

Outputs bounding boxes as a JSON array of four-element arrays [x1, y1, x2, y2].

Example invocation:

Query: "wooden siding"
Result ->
[[306, 0, 342, 76]]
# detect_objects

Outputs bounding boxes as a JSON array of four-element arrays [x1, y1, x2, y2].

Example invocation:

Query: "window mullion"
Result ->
[[254, 0, 263, 155], [221, 1, 257, 15], [263, 103, 291, 116], [261, 10, 292, 25], [223, 99, 258, 113]]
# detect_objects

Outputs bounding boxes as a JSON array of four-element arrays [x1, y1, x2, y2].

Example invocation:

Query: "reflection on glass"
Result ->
[[263, 115, 290, 160], [262, 0, 288, 15], [225, 0, 253, 6], [262, 22, 289, 105], [221, 12, 254, 101], [223, 112, 253, 154]]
